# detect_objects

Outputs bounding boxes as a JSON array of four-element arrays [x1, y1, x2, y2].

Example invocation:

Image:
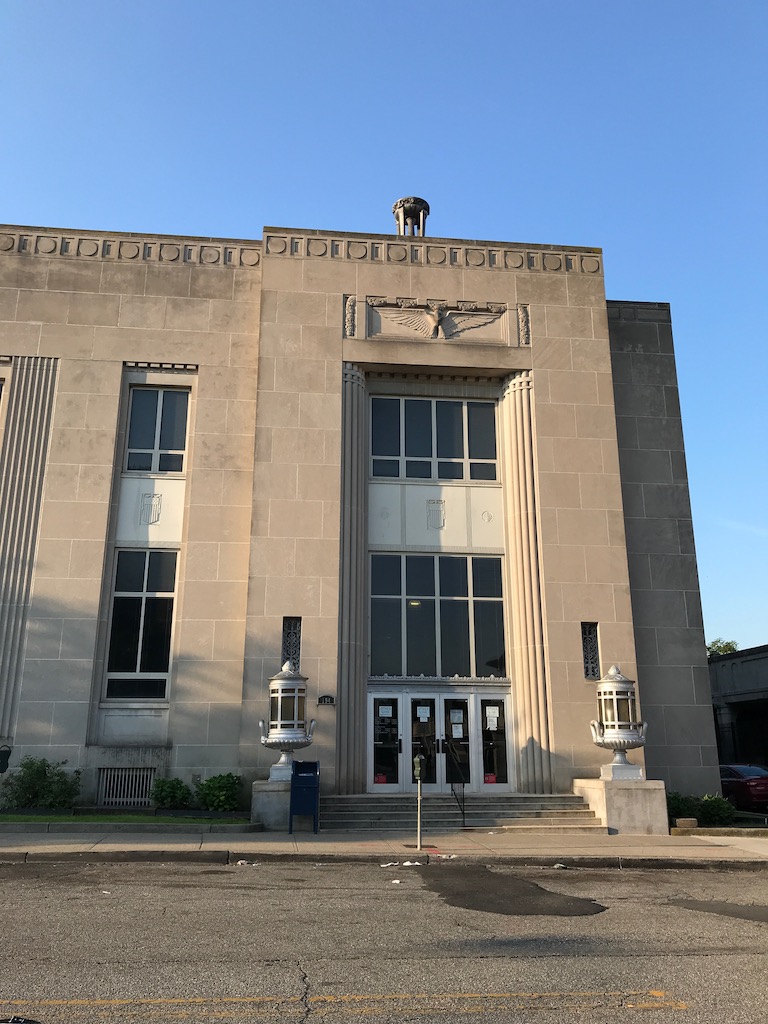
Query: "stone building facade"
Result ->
[[0, 206, 720, 806]]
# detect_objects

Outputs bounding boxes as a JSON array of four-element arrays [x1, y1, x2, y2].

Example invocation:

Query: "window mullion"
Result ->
[[152, 393, 163, 473], [467, 557, 478, 677], [434, 556, 441, 676], [400, 555, 407, 676]]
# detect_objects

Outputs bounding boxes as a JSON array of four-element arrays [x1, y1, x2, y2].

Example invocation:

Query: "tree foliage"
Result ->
[[706, 638, 739, 657]]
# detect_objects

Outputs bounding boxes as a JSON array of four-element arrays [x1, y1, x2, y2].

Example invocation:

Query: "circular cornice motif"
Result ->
[[240, 248, 260, 266], [582, 256, 600, 273], [307, 239, 327, 257], [466, 249, 485, 267], [78, 240, 99, 257], [200, 246, 219, 264], [37, 236, 57, 254], [387, 244, 407, 262], [120, 241, 140, 259], [0, 234, 14, 250], [266, 237, 287, 254], [543, 254, 562, 271], [504, 252, 524, 268], [348, 241, 367, 259], [427, 247, 446, 264], [159, 244, 180, 262]]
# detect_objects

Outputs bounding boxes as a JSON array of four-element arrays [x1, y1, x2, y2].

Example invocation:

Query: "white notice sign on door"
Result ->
[[417, 706, 431, 721]]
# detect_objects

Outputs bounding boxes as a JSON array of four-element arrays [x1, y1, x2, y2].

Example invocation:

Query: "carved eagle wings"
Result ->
[[376, 304, 503, 340]]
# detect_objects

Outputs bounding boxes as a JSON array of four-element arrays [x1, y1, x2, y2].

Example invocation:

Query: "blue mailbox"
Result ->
[[289, 760, 320, 834]]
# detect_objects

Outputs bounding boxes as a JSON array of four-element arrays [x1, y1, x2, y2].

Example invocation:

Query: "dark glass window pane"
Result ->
[[405, 460, 431, 478], [126, 452, 153, 472], [473, 557, 503, 597], [474, 602, 505, 676], [158, 453, 184, 472], [469, 463, 497, 481], [372, 459, 399, 477], [439, 557, 468, 597], [373, 697, 399, 784], [406, 556, 435, 596], [406, 599, 436, 675], [371, 555, 401, 595], [437, 462, 463, 480], [140, 597, 174, 671], [107, 597, 142, 671], [371, 398, 400, 457], [127, 390, 158, 450], [147, 551, 177, 593], [444, 699, 471, 783], [404, 400, 432, 457], [106, 678, 166, 699], [436, 401, 463, 458], [481, 699, 508, 783], [159, 391, 188, 451], [467, 403, 496, 459], [440, 600, 471, 676], [115, 551, 147, 593], [370, 598, 402, 675]]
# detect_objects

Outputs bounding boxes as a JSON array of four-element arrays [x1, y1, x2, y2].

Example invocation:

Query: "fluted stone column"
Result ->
[[0, 356, 58, 739], [336, 363, 367, 793], [500, 371, 553, 793]]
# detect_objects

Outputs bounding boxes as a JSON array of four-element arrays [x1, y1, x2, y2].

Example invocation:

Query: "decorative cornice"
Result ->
[[264, 232, 601, 275], [0, 229, 260, 270], [124, 361, 199, 373]]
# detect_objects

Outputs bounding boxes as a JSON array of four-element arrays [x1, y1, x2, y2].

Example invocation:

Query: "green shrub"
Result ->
[[666, 790, 738, 827], [194, 773, 242, 812], [151, 777, 193, 810], [666, 790, 700, 824], [0, 756, 81, 809], [697, 794, 737, 827]]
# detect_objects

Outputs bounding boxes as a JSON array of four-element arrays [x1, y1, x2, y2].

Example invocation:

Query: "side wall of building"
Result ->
[[608, 300, 720, 793], [0, 226, 261, 800]]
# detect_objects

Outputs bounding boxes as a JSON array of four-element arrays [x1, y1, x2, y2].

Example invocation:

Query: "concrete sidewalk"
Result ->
[[1, 826, 767, 868]]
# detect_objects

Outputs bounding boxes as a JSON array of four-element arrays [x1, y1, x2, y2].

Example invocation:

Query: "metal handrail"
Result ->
[[445, 742, 468, 826], [450, 779, 466, 827]]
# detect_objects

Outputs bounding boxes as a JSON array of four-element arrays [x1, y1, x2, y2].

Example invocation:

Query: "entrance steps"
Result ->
[[319, 793, 605, 833]]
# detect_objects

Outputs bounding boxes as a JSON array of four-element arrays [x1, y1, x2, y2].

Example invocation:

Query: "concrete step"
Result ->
[[318, 793, 600, 833]]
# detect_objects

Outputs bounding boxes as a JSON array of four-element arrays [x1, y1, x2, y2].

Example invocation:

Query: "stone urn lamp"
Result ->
[[590, 664, 647, 780], [259, 662, 316, 781]]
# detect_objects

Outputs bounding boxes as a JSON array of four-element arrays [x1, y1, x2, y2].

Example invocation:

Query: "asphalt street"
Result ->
[[1, 861, 766, 1023]]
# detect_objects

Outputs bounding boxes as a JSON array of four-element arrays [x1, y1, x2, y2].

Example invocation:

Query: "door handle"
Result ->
[[398, 737, 402, 753]]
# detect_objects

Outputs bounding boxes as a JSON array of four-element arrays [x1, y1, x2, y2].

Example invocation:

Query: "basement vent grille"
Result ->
[[97, 767, 156, 807]]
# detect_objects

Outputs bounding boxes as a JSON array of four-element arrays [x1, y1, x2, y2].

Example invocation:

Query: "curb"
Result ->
[[2, 850, 767, 870], [0, 823, 260, 835]]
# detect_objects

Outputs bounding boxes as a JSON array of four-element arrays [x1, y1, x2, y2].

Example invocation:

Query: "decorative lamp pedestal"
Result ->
[[600, 750, 645, 781], [250, 779, 290, 830], [573, 778, 668, 835]]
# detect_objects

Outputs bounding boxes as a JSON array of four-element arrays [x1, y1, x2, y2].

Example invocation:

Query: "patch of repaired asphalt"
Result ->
[[670, 899, 768, 923], [418, 864, 606, 916]]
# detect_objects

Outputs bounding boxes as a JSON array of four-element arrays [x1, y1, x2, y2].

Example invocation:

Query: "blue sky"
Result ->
[[2, 0, 766, 648]]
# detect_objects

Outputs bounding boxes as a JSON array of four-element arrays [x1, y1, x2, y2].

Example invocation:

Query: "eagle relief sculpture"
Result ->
[[372, 299, 504, 340]]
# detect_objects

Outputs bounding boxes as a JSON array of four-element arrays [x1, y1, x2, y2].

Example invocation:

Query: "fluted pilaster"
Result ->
[[336, 363, 367, 792], [500, 371, 552, 793], [0, 356, 58, 739]]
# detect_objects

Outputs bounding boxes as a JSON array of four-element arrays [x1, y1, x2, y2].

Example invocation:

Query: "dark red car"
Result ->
[[719, 764, 768, 810]]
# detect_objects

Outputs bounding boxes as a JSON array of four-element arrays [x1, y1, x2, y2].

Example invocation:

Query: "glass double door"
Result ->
[[369, 691, 510, 793]]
